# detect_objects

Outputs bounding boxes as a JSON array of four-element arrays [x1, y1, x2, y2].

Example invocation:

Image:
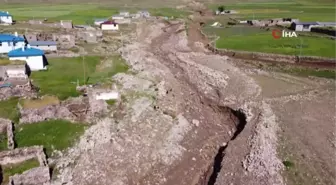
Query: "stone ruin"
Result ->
[[0, 146, 50, 185], [0, 118, 14, 150], [0, 80, 37, 101]]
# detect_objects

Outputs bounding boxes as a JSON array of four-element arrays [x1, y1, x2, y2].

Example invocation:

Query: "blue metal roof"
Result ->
[[29, 41, 57, 46], [0, 34, 25, 42], [0, 11, 11, 17], [8, 47, 44, 57]]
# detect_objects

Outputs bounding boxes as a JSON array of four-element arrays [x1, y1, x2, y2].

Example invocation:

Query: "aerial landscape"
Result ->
[[0, 0, 335, 184]]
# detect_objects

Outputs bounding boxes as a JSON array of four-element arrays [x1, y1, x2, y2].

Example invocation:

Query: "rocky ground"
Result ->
[[48, 12, 335, 185]]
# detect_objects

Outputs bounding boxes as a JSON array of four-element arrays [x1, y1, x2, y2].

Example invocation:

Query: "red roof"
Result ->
[[101, 20, 118, 25]]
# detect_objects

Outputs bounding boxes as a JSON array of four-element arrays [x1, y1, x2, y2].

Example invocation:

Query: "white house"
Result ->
[[28, 41, 57, 51], [8, 45, 47, 71], [0, 33, 25, 54], [0, 11, 13, 25], [101, 21, 119, 31]]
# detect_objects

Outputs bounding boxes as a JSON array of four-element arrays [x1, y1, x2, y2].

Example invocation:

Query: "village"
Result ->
[[0, 9, 153, 185]]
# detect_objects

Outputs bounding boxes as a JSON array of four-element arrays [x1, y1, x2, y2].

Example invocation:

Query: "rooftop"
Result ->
[[0, 34, 25, 42], [29, 41, 57, 46], [294, 21, 319, 25], [101, 20, 118, 25], [0, 11, 11, 17], [8, 46, 44, 57], [317, 22, 336, 25]]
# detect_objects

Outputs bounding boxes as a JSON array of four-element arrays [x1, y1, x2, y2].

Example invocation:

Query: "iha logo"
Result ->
[[272, 29, 298, 39]]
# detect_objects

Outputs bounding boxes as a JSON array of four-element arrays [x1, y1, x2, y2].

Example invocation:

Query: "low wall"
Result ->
[[9, 166, 50, 185], [0, 118, 14, 150], [0, 146, 47, 166]]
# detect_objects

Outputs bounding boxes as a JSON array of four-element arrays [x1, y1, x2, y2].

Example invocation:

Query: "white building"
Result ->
[[0, 11, 13, 25], [101, 21, 119, 31], [0, 33, 25, 54], [8, 45, 47, 71], [291, 22, 320, 31], [29, 41, 57, 51]]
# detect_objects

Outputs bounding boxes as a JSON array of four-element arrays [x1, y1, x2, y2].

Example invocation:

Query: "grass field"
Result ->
[[0, 133, 8, 151], [1, 159, 40, 184], [30, 55, 128, 100], [14, 120, 86, 156], [0, 98, 20, 123], [0, 4, 189, 24], [203, 26, 336, 58]]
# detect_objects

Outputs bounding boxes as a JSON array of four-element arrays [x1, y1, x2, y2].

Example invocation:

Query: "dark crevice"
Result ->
[[205, 108, 248, 185], [207, 145, 227, 185]]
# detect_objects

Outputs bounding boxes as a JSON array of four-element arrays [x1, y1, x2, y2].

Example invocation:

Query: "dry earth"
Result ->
[[49, 14, 335, 185]]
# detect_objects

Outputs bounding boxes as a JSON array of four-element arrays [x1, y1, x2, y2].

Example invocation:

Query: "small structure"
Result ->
[[28, 41, 57, 51], [138, 10, 150, 18], [119, 11, 130, 17], [100, 21, 119, 31], [5, 65, 28, 80], [316, 22, 336, 28], [0, 11, 13, 25], [60, 20, 73, 29], [112, 15, 125, 20], [290, 22, 320, 31], [94, 18, 108, 26], [0, 33, 26, 54], [8, 45, 47, 71]]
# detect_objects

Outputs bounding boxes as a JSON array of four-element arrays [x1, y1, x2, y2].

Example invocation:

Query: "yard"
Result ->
[[14, 120, 86, 156], [30, 55, 128, 100]]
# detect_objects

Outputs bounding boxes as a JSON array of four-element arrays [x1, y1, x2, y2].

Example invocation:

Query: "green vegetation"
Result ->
[[106, 99, 117, 105], [283, 160, 295, 168], [0, 98, 20, 123], [217, 5, 226, 12], [150, 8, 190, 18], [1, 159, 40, 184], [0, 133, 7, 151], [30, 56, 128, 100], [14, 120, 85, 156], [19, 96, 60, 109]]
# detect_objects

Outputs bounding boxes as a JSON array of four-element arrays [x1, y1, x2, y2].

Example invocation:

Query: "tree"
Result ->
[[218, 5, 225, 12]]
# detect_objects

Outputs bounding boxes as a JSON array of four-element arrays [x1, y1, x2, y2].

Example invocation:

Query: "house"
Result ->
[[0, 33, 26, 54], [100, 21, 119, 31], [119, 11, 130, 17], [94, 18, 108, 26], [0, 11, 13, 25], [8, 45, 47, 71], [28, 41, 57, 51], [60, 20, 73, 29], [291, 22, 320, 31], [138, 11, 150, 18], [112, 15, 125, 20]]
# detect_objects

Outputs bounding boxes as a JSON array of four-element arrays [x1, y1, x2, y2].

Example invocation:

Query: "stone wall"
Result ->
[[0, 118, 14, 150], [0, 146, 47, 166], [9, 166, 50, 185]]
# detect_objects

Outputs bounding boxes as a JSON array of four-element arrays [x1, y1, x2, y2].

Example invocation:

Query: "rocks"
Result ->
[[112, 73, 154, 93], [0, 118, 14, 150], [9, 166, 50, 185], [0, 146, 47, 166]]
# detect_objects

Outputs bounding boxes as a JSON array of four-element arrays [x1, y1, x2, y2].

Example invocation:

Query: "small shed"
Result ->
[[29, 41, 57, 51], [101, 21, 119, 31], [0, 11, 13, 25], [60, 20, 73, 29], [8, 45, 47, 71]]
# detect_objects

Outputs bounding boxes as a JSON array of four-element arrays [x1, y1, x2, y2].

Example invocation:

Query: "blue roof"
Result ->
[[29, 41, 57, 46], [0, 34, 25, 42], [8, 47, 44, 57], [0, 11, 11, 17]]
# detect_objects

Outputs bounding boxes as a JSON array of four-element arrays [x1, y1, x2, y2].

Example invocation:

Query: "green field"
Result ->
[[0, 4, 189, 24], [0, 98, 20, 123], [14, 120, 85, 156], [30, 55, 128, 100], [203, 26, 336, 58]]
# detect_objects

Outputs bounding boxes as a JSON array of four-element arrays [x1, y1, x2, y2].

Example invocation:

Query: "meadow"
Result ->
[[30, 55, 128, 100]]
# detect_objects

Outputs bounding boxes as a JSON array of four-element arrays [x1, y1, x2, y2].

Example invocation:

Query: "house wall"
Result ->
[[101, 24, 119, 30], [9, 56, 46, 71], [0, 15, 13, 24], [6, 69, 27, 79], [31, 45, 57, 51], [0, 41, 25, 53]]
